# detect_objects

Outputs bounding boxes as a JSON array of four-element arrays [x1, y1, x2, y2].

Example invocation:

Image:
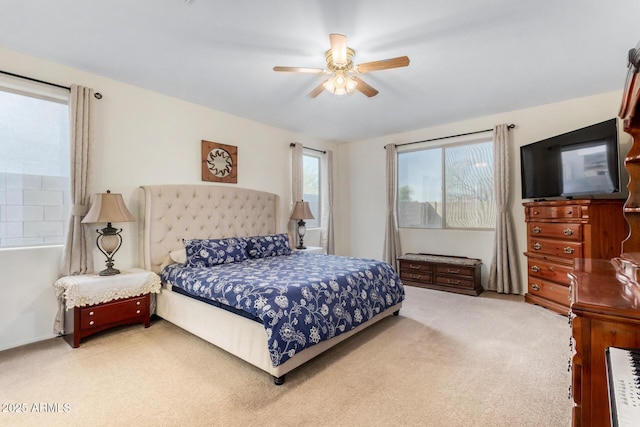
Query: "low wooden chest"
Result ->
[[398, 253, 483, 296]]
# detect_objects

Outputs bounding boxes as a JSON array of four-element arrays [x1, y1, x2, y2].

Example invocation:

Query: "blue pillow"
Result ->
[[245, 233, 291, 258], [184, 237, 248, 267]]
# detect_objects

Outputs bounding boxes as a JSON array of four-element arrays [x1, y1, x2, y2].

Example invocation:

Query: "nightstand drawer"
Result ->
[[80, 296, 148, 329]]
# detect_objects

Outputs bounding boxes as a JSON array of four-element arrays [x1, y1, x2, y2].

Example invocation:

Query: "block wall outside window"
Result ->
[[0, 172, 70, 247]]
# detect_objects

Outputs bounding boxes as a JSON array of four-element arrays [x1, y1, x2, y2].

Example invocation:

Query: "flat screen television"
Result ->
[[520, 118, 621, 200]]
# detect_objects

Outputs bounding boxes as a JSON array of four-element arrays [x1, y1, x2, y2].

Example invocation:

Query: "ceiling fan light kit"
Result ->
[[273, 33, 409, 98]]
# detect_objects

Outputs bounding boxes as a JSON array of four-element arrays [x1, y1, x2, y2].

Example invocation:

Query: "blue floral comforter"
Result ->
[[161, 253, 405, 367]]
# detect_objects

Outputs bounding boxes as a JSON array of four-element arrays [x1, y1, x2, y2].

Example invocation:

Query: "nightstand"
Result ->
[[54, 268, 161, 348], [294, 246, 326, 254]]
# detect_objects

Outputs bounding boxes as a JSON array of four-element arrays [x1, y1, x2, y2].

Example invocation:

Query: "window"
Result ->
[[397, 137, 495, 229], [303, 152, 321, 228], [0, 85, 70, 247]]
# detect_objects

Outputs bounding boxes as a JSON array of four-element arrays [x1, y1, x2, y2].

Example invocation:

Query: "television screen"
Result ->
[[520, 118, 620, 200]]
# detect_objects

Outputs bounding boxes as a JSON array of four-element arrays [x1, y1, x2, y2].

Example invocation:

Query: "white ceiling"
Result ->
[[1, 0, 639, 143]]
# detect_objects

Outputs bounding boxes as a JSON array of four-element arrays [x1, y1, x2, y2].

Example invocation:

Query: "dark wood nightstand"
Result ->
[[54, 268, 161, 347]]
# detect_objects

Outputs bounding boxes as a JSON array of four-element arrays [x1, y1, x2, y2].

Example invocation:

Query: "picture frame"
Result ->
[[201, 140, 238, 183]]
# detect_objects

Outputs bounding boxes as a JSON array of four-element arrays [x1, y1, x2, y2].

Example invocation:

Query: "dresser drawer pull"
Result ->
[[549, 266, 555, 271], [564, 247, 574, 254], [533, 242, 542, 250], [136, 310, 141, 314], [531, 283, 540, 291], [446, 279, 460, 285], [446, 268, 460, 274], [408, 264, 422, 269], [89, 311, 94, 316], [136, 301, 141, 306], [563, 228, 574, 236], [532, 226, 541, 234], [531, 265, 540, 273], [89, 320, 94, 326], [533, 211, 539, 215]]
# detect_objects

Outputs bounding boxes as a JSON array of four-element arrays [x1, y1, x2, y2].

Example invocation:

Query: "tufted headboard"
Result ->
[[140, 185, 279, 274]]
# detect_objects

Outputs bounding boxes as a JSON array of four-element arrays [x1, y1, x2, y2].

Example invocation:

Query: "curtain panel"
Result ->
[[320, 150, 335, 254], [289, 142, 304, 246], [488, 124, 521, 293], [383, 143, 401, 270], [55, 84, 95, 334]]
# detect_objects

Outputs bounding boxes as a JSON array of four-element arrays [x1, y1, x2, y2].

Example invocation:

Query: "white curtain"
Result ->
[[320, 150, 335, 254], [488, 124, 521, 293], [55, 84, 95, 334], [383, 143, 401, 270], [289, 142, 304, 246]]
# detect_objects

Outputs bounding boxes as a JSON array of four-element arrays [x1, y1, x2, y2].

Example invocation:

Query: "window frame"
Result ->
[[0, 78, 70, 249], [396, 135, 495, 231], [302, 150, 322, 229]]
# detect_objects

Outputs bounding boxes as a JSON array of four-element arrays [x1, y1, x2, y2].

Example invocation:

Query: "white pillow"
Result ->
[[170, 248, 187, 264]]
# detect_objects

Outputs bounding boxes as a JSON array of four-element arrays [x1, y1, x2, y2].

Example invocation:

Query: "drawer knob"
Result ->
[[89, 320, 94, 326], [564, 247, 574, 254], [136, 310, 141, 314], [531, 265, 540, 273], [532, 226, 541, 234], [563, 228, 574, 236], [533, 242, 542, 250], [549, 266, 555, 271], [136, 301, 141, 306], [89, 311, 94, 316], [533, 211, 539, 215], [531, 283, 540, 291]]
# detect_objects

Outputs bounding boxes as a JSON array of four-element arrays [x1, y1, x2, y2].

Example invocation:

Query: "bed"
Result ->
[[140, 184, 404, 384]]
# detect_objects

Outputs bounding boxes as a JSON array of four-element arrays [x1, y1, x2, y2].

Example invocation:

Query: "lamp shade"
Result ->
[[82, 191, 135, 224], [290, 201, 315, 220]]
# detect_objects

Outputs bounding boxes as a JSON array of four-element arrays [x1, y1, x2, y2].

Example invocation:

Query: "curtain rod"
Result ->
[[388, 124, 515, 149], [0, 69, 103, 99], [289, 143, 326, 154]]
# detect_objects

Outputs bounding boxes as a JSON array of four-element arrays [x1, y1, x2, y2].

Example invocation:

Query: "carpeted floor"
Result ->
[[0, 286, 572, 426]]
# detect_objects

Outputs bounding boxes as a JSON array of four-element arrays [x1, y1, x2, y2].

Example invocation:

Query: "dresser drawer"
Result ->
[[435, 264, 475, 278], [400, 270, 433, 284], [527, 258, 572, 285], [399, 260, 433, 273], [527, 205, 581, 219], [528, 222, 582, 241], [528, 238, 583, 259], [527, 277, 571, 306], [434, 274, 475, 289], [80, 296, 147, 330]]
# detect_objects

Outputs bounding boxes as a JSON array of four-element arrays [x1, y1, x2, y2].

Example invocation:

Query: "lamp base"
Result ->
[[99, 266, 121, 276], [296, 243, 307, 250]]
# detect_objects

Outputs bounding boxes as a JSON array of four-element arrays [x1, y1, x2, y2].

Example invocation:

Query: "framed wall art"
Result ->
[[201, 140, 237, 183]]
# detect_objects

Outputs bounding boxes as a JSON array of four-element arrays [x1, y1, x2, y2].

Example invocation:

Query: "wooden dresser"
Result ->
[[569, 258, 640, 427], [523, 199, 626, 315], [398, 253, 483, 296]]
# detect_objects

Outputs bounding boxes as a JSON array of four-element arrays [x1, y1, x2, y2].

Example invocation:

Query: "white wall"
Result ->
[[342, 91, 630, 290], [0, 46, 339, 351]]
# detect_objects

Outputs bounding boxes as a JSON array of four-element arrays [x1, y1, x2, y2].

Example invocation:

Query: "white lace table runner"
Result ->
[[54, 268, 161, 309]]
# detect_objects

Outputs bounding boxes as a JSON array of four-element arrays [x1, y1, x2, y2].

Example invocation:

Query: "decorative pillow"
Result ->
[[184, 238, 248, 267], [170, 248, 187, 264], [245, 233, 292, 258]]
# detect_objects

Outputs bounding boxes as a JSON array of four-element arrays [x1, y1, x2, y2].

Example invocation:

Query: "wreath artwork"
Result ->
[[201, 140, 238, 183]]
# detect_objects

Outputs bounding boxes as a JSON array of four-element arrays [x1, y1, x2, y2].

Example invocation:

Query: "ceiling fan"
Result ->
[[273, 34, 410, 98]]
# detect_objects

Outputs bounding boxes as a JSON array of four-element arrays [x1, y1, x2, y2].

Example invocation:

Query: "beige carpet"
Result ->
[[0, 286, 572, 426]]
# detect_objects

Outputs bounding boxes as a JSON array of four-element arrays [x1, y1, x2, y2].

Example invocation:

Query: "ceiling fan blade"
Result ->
[[353, 76, 378, 97], [273, 66, 325, 74], [356, 56, 410, 73], [307, 80, 327, 98], [329, 33, 348, 66]]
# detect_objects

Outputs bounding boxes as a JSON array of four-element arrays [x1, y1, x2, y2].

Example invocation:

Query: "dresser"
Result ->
[[523, 199, 626, 315], [569, 258, 640, 427], [398, 253, 483, 296]]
